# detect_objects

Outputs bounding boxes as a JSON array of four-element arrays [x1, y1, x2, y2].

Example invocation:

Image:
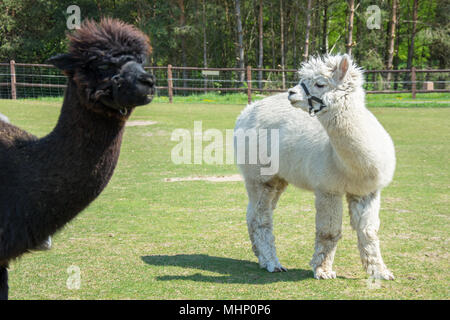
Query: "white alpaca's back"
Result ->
[[0, 113, 9, 123], [235, 92, 395, 196]]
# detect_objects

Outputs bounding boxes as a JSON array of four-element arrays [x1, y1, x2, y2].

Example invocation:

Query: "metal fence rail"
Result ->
[[0, 61, 449, 102]]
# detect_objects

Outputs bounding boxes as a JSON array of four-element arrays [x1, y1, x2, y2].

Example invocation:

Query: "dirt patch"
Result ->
[[164, 174, 243, 182], [384, 197, 404, 204], [395, 209, 413, 214], [126, 120, 157, 127]]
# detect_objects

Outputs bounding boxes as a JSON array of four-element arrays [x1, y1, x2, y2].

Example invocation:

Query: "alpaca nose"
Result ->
[[288, 89, 296, 97], [138, 73, 155, 87]]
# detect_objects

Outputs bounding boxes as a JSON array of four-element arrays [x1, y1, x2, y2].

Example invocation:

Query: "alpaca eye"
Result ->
[[315, 83, 325, 88]]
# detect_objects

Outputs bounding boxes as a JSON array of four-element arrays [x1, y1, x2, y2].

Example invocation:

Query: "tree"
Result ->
[[407, 0, 418, 70], [321, 0, 329, 54], [0, 0, 445, 74], [202, 0, 208, 92], [280, 0, 285, 89], [235, 0, 245, 83], [346, 0, 355, 55], [386, 0, 398, 88], [292, 2, 299, 67], [429, 0, 450, 69], [303, 0, 312, 61], [202, 0, 207, 69], [176, 0, 188, 88], [258, 0, 263, 89]]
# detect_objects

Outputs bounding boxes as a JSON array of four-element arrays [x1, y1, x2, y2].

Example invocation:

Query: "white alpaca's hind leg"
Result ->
[[245, 178, 287, 272], [310, 191, 343, 279], [271, 180, 287, 211], [347, 191, 394, 280]]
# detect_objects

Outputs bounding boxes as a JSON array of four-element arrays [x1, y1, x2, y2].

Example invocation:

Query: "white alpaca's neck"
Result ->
[[318, 92, 394, 182]]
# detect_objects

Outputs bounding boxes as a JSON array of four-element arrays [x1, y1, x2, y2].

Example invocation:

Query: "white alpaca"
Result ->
[[0, 113, 9, 123], [234, 54, 395, 280]]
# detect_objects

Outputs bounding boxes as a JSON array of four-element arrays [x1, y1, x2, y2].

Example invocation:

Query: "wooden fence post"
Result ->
[[10, 60, 17, 100], [246, 65, 252, 104], [411, 67, 416, 99], [167, 64, 173, 103]]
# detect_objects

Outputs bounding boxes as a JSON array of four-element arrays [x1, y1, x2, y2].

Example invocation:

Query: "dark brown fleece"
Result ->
[[0, 18, 152, 300]]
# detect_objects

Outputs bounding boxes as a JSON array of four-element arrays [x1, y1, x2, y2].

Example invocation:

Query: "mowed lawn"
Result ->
[[0, 97, 448, 300]]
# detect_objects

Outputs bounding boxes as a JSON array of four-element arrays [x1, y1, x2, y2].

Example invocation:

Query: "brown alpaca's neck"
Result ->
[[26, 79, 126, 237]]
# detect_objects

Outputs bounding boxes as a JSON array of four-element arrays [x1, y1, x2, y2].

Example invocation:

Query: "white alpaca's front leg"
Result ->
[[347, 191, 394, 280], [310, 191, 343, 279], [246, 183, 286, 273]]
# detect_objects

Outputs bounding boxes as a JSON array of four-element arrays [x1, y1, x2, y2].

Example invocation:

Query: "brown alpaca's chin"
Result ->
[[144, 94, 154, 105], [130, 92, 154, 108]]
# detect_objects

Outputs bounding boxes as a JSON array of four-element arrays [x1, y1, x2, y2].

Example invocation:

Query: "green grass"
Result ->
[[0, 97, 449, 300], [366, 92, 450, 108], [32, 91, 450, 107]]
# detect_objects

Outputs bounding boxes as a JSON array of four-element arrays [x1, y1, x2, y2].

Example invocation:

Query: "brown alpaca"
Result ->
[[0, 18, 154, 299]]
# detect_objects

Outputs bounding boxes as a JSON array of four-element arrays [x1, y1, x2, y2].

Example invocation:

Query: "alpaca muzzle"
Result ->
[[300, 82, 327, 117], [95, 61, 154, 115]]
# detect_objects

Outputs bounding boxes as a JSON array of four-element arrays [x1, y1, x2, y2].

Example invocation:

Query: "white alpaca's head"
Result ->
[[288, 54, 364, 116]]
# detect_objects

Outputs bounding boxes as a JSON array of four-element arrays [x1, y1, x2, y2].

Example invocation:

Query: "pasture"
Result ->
[[0, 94, 448, 299]]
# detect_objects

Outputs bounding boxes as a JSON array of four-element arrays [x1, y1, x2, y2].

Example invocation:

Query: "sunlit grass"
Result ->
[[30, 91, 450, 107], [0, 98, 448, 299]]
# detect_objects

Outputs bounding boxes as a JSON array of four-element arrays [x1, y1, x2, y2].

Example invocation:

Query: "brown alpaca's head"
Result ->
[[48, 18, 154, 117]]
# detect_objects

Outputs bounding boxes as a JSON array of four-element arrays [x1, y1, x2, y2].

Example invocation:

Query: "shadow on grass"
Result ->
[[141, 254, 313, 284]]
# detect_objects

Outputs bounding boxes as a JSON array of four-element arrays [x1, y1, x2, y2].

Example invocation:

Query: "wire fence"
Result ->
[[0, 62, 66, 99], [1, 61, 449, 102]]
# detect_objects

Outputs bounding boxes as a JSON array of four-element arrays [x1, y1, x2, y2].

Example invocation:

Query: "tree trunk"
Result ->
[[354, 0, 363, 61], [303, 0, 312, 60], [313, 0, 320, 54], [235, 0, 245, 84], [202, 0, 207, 92], [346, 0, 355, 55], [407, 0, 418, 70], [258, 0, 263, 89], [322, 0, 329, 54], [202, 0, 207, 69], [280, 0, 285, 89], [293, 6, 299, 67], [271, 2, 276, 69], [393, 21, 400, 90], [386, 0, 398, 89], [406, 0, 418, 90], [177, 0, 187, 88]]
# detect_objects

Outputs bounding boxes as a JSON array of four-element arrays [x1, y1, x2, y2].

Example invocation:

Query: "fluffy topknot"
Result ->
[[299, 54, 364, 90], [67, 18, 152, 64]]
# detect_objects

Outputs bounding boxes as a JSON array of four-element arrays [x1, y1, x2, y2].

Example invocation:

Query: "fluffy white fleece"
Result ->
[[0, 113, 9, 123], [235, 54, 396, 280]]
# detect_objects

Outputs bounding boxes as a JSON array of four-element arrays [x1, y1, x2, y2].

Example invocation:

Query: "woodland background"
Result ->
[[0, 0, 448, 72]]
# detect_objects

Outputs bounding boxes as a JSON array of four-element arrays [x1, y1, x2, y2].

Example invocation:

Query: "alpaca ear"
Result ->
[[334, 54, 350, 82], [47, 53, 79, 71]]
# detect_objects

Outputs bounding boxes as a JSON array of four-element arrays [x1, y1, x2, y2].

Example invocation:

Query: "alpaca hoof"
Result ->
[[375, 270, 395, 280], [367, 265, 395, 280], [314, 268, 336, 280], [272, 266, 288, 272], [263, 261, 287, 273]]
